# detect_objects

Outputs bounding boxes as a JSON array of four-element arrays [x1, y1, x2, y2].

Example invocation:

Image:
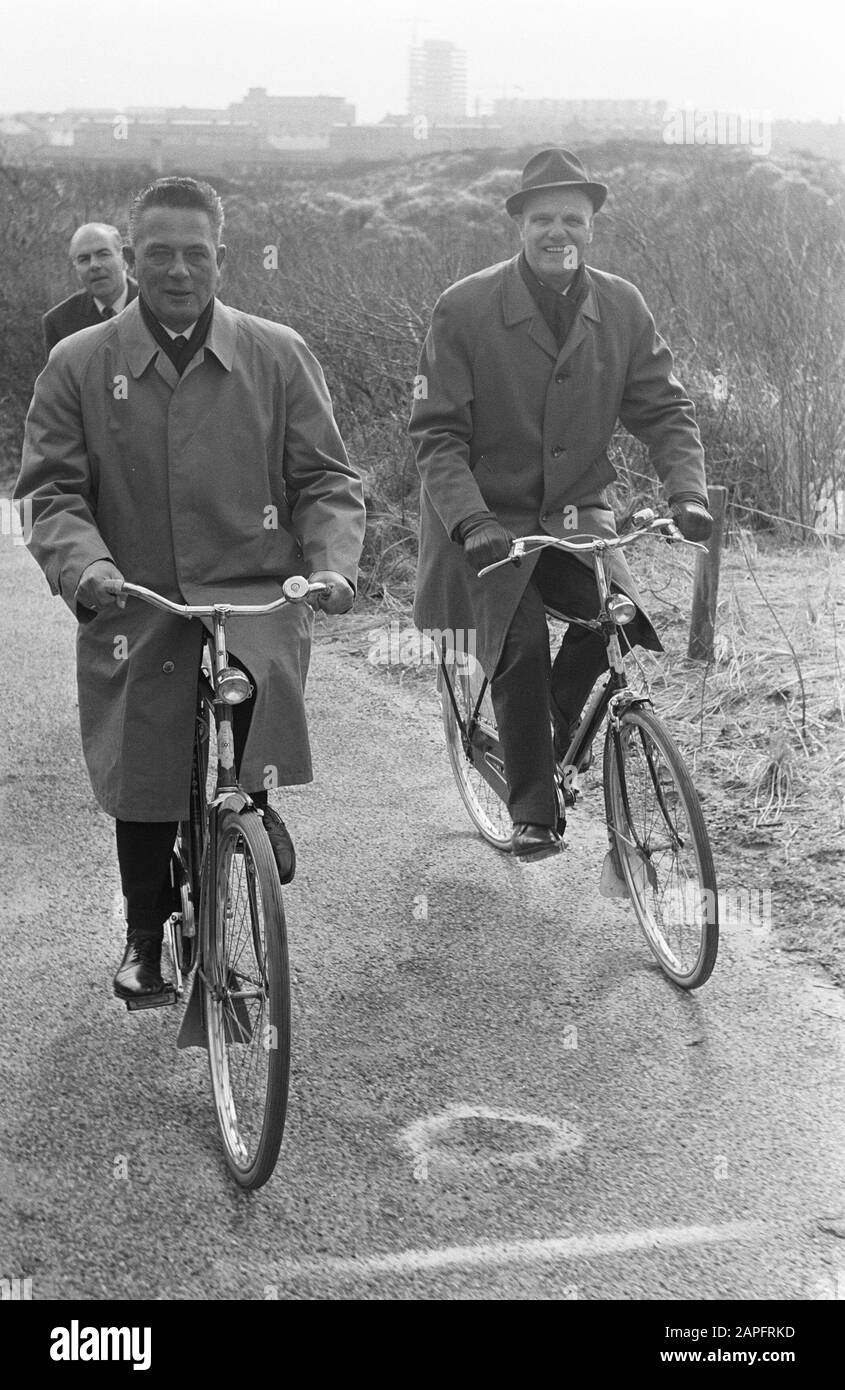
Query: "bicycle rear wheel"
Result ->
[[204, 806, 290, 1188], [440, 653, 512, 850], [604, 705, 718, 988]]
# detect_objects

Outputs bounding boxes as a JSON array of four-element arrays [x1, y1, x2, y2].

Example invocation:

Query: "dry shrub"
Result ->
[[750, 730, 798, 826], [595, 149, 845, 529], [2, 143, 843, 595]]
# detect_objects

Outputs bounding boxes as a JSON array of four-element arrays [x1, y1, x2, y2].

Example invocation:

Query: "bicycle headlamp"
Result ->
[[217, 668, 253, 704], [607, 594, 637, 625]]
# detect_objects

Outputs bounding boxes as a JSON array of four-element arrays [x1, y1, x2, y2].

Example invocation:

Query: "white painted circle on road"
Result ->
[[400, 1103, 584, 1175]]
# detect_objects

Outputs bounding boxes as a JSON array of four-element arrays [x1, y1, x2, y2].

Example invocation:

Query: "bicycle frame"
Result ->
[[440, 513, 719, 985], [444, 512, 706, 805], [119, 576, 325, 1010], [440, 612, 630, 810], [194, 614, 254, 1007]]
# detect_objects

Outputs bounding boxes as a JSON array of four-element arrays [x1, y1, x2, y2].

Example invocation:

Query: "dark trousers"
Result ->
[[116, 652, 266, 939], [490, 549, 653, 826]]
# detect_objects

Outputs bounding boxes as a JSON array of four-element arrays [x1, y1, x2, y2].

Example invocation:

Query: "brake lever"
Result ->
[[477, 556, 515, 578], [664, 519, 709, 551]]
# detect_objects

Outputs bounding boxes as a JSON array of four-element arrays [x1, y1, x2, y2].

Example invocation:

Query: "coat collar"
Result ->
[[84, 277, 139, 310], [118, 296, 237, 378], [501, 253, 600, 362]]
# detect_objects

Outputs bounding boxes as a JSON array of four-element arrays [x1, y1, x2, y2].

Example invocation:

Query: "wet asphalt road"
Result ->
[[1, 540, 844, 1301]]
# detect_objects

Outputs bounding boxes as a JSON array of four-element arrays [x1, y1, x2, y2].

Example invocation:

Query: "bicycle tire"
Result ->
[[204, 806, 290, 1188], [603, 705, 718, 988], [439, 653, 513, 850]]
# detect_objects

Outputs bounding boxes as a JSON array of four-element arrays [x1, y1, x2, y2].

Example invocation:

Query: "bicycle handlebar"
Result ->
[[120, 575, 328, 617], [477, 511, 708, 577]]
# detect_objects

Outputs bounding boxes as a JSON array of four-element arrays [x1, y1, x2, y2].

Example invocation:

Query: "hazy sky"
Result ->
[[3, 0, 842, 123]]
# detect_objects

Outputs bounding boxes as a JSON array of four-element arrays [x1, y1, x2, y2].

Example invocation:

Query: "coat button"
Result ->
[[162, 661, 175, 673], [551, 446, 564, 457], [554, 373, 568, 383]]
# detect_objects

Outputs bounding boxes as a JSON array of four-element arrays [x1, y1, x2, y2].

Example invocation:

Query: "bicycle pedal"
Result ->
[[125, 987, 178, 1012]]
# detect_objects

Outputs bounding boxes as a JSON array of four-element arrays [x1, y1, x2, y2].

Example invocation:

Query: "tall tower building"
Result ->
[[409, 40, 467, 124]]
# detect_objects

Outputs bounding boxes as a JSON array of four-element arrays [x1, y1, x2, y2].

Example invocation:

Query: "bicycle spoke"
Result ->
[[606, 709, 718, 988]]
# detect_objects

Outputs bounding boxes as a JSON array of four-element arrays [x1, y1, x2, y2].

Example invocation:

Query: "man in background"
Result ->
[[42, 222, 138, 353]]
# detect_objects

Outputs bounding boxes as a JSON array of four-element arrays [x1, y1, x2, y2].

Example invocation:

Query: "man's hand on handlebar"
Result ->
[[307, 570, 354, 615], [76, 559, 127, 611], [670, 496, 714, 543], [461, 518, 513, 573]]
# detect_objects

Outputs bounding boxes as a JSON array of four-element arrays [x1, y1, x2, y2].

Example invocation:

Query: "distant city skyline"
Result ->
[[3, 0, 843, 126]]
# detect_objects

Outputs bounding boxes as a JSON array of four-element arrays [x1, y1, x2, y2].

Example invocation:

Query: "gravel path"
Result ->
[[2, 540, 844, 1301]]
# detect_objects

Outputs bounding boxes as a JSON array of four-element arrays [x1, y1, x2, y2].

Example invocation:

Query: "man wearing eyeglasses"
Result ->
[[42, 223, 139, 354]]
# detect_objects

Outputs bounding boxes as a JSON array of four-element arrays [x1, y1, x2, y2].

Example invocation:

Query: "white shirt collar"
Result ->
[[93, 284, 129, 315], [163, 320, 197, 340]]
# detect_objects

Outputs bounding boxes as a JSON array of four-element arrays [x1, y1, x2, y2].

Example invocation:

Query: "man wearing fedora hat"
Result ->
[[410, 148, 712, 861]]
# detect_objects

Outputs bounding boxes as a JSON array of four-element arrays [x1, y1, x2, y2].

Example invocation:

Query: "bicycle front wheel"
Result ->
[[604, 706, 718, 988], [440, 653, 513, 850], [204, 807, 290, 1188]]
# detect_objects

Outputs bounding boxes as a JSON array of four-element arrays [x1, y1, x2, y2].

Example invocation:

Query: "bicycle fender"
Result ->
[[212, 790, 250, 814], [176, 975, 207, 1050]]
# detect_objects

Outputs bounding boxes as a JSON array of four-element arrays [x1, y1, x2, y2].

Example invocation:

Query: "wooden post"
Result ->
[[688, 485, 727, 661]]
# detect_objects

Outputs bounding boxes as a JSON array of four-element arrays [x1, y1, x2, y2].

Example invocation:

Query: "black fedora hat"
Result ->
[[505, 148, 608, 217]]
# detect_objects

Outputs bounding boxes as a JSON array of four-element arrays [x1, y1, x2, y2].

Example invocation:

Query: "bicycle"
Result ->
[[438, 510, 719, 989], [119, 574, 326, 1189]]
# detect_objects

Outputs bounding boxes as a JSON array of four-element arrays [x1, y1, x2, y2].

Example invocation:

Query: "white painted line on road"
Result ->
[[256, 1219, 766, 1284]]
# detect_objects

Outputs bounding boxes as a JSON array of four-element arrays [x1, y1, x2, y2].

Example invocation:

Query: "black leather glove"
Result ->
[[460, 516, 513, 571], [670, 497, 713, 543]]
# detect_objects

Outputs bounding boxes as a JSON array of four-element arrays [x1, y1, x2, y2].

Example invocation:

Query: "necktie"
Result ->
[[169, 334, 193, 376], [100, 305, 115, 320]]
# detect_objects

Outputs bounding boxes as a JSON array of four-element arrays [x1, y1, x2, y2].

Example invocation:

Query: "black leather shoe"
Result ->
[[113, 934, 164, 999], [260, 806, 296, 884], [511, 823, 562, 861]]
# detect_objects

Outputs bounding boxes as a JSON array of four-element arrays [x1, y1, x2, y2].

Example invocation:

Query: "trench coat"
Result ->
[[16, 297, 366, 820], [409, 254, 707, 678]]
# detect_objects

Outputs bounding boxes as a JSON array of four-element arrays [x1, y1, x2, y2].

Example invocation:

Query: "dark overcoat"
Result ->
[[16, 297, 366, 820], [42, 279, 139, 353], [409, 254, 707, 677]]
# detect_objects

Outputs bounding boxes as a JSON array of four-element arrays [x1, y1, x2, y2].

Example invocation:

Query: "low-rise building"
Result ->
[[328, 120, 503, 161], [228, 88, 355, 135]]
